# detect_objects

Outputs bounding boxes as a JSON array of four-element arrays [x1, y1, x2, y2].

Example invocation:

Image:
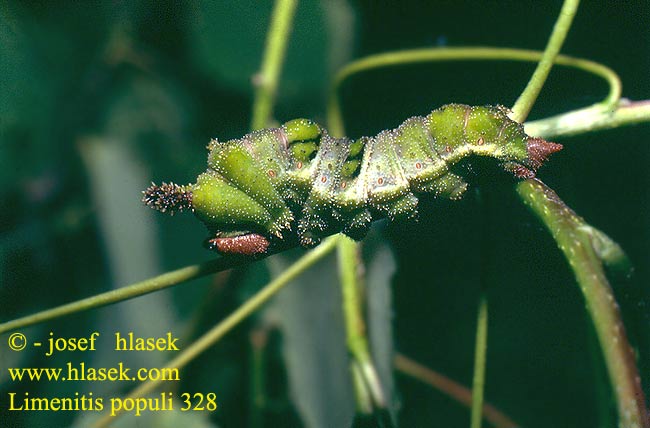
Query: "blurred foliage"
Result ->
[[1, 1, 649, 428]]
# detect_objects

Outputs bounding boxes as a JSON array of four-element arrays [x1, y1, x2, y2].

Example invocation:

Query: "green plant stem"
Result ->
[[511, 5, 647, 424], [470, 296, 489, 428], [517, 179, 649, 428], [327, 47, 620, 135], [394, 354, 517, 428], [350, 361, 373, 414], [250, 0, 298, 130], [93, 236, 339, 428], [510, 0, 580, 122], [525, 99, 650, 139], [0, 257, 248, 335], [337, 236, 386, 412], [470, 188, 493, 428], [329, 70, 386, 415], [250, 327, 269, 428]]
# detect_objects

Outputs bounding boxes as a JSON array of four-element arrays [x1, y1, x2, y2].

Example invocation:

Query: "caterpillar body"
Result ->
[[143, 104, 562, 255]]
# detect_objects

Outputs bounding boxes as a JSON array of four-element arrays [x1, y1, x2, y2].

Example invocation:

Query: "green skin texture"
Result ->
[[191, 104, 531, 251]]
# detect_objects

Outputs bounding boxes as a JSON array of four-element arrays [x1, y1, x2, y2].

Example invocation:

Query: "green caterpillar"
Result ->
[[143, 104, 562, 255]]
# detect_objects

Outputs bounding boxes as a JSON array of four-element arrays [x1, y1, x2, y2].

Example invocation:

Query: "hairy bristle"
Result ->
[[142, 182, 193, 215]]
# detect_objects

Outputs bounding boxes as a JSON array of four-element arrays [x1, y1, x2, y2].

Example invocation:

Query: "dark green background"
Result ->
[[1, 1, 648, 427]]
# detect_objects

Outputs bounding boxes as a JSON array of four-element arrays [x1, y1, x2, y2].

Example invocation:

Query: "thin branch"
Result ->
[[93, 236, 339, 428], [337, 236, 387, 412], [330, 74, 386, 412], [471, 189, 494, 428], [250, 326, 270, 428], [470, 296, 489, 428], [394, 353, 518, 428], [328, 46, 620, 136], [0, 257, 247, 335], [510, 0, 580, 122], [250, 0, 298, 130], [510, 4, 648, 424], [517, 179, 649, 428], [525, 99, 650, 139]]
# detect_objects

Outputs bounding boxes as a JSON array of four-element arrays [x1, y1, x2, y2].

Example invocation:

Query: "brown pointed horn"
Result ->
[[527, 137, 563, 169]]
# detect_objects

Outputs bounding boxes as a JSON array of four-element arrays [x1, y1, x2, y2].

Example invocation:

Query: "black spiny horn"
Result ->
[[142, 182, 193, 215]]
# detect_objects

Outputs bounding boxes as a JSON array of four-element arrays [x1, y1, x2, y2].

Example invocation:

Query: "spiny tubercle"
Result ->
[[142, 182, 193, 215]]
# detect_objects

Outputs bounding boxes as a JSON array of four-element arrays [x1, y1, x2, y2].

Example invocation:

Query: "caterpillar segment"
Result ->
[[143, 104, 562, 255], [206, 129, 294, 238]]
